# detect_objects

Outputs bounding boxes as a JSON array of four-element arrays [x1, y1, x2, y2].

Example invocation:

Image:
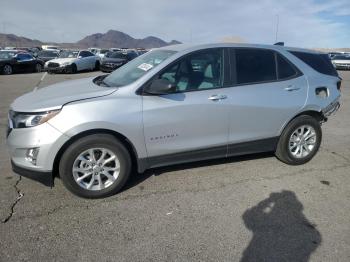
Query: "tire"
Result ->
[[275, 115, 322, 165], [35, 63, 42, 73], [66, 64, 77, 74], [2, 64, 13, 75], [59, 134, 132, 198], [94, 61, 100, 71]]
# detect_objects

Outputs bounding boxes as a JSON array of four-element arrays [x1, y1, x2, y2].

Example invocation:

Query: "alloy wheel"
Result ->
[[72, 148, 120, 191], [288, 125, 317, 158]]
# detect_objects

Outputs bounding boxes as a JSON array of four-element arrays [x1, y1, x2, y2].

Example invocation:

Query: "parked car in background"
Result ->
[[37, 50, 60, 63], [328, 52, 342, 59], [45, 50, 100, 73], [42, 45, 60, 51], [0, 50, 44, 75], [95, 49, 109, 59], [331, 55, 350, 70], [100, 50, 138, 72], [7, 43, 341, 198]]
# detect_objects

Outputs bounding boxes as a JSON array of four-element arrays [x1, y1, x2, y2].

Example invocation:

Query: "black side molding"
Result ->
[[137, 137, 279, 172], [11, 160, 54, 187]]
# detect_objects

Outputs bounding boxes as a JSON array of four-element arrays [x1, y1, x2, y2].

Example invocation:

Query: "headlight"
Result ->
[[9, 110, 60, 128], [61, 62, 71, 66]]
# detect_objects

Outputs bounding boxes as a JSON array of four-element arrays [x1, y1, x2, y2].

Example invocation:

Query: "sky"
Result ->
[[1, 0, 349, 48]]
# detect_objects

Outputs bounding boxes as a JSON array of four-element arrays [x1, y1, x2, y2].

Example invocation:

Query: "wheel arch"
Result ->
[[279, 109, 325, 136], [52, 128, 140, 179]]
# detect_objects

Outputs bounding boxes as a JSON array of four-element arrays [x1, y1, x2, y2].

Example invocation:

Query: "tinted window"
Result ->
[[16, 53, 33, 60], [105, 52, 127, 59], [277, 54, 298, 79], [332, 55, 350, 60], [236, 49, 277, 84], [158, 48, 223, 92], [290, 51, 338, 76], [79, 51, 94, 57]]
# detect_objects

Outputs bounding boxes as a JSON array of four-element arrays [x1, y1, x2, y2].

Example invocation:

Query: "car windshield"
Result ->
[[0, 51, 16, 60], [59, 51, 79, 58], [38, 50, 58, 57], [100, 49, 109, 54], [105, 52, 127, 59], [103, 49, 177, 87], [333, 55, 350, 60]]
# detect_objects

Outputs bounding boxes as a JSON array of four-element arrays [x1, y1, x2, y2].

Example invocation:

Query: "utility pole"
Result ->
[[275, 14, 279, 42]]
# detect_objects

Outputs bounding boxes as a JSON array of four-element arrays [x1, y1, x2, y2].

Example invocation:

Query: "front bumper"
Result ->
[[6, 122, 70, 186], [45, 64, 70, 73], [12, 160, 53, 187], [334, 64, 350, 70]]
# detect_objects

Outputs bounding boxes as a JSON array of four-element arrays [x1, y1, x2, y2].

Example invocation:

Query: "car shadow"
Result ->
[[123, 151, 274, 191], [240, 190, 321, 262]]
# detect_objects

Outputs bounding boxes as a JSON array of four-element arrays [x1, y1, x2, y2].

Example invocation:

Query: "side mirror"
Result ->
[[144, 78, 176, 95]]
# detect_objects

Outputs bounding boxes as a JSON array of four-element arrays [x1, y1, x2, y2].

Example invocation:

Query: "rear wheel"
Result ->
[[275, 115, 322, 165], [59, 134, 132, 198], [2, 64, 13, 75], [94, 61, 100, 71]]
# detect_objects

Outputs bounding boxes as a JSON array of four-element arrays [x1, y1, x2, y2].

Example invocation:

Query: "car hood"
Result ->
[[47, 57, 76, 64], [11, 76, 118, 112]]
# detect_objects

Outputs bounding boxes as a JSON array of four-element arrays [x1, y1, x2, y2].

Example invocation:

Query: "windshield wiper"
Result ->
[[93, 75, 111, 87]]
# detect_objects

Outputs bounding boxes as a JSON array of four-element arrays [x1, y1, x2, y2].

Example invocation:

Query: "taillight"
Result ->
[[337, 80, 341, 91]]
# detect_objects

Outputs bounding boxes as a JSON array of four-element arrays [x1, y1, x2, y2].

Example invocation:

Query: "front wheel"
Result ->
[[59, 134, 132, 198], [275, 115, 322, 165], [35, 63, 42, 73]]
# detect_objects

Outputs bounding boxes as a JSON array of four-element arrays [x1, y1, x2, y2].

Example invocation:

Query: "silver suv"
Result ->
[[7, 43, 341, 198]]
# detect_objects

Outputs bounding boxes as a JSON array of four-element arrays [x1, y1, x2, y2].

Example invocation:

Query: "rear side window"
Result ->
[[235, 49, 277, 84], [290, 51, 338, 76], [276, 54, 298, 79]]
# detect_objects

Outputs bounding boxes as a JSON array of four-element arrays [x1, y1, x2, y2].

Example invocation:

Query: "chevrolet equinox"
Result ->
[[7, 43, 341, 198]]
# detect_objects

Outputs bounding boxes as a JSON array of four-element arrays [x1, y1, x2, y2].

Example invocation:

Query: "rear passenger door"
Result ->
[[225, 48, 308, 153]]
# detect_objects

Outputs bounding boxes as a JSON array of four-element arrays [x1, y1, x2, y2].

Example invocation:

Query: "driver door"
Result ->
[[142, 48, 230, 167], [15, 53, 35, 72]]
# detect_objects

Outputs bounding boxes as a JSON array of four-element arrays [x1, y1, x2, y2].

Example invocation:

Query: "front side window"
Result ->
[[59, 51, 78, 58], [236, 49, 277, 85], [16, 53, 33, 61], [79, 51, 93, 57], [158, 48, 223, 92]]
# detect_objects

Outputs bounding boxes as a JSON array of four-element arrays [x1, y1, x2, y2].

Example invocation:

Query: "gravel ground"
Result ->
[[0, 70, 349, 262]]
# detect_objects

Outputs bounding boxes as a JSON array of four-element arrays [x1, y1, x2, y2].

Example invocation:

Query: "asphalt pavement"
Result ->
[[0, 70, 349, 261]]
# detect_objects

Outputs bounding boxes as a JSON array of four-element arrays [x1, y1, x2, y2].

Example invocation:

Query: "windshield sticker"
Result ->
[[138, 63, 153, 71]]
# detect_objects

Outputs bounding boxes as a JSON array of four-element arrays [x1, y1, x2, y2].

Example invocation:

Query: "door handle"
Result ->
[[208, 94, 227, 101], [284, 86, 300, 91]]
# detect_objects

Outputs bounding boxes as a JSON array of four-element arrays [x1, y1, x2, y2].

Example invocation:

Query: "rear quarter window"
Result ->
[[290, 51, 338, 77]]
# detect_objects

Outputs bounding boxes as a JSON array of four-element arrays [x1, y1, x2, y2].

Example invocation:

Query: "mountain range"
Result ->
[[0, 30, 181, 49]]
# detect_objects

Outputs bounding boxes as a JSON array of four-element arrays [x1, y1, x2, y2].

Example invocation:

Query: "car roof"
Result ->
[[158, 43, 322, 55]]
